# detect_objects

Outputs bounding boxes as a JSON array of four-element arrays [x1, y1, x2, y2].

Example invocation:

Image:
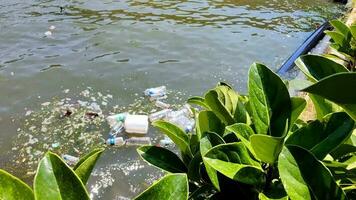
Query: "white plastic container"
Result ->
[[106, 137, 125, 146], [125, 137, 151, 146], [124, 114, 149, 134]]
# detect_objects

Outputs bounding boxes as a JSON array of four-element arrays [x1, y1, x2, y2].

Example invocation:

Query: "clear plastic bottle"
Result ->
[[106, 113, 128, 127], [144, 86, 166, 97], [149, 109, 172, 122], [125, 137, 151, 146], [155, 100, 170, 109], [62, 154, 79, 165], [149, 95, 167, 101], [108, 121, 125, 137], [106, 137, 125, 146]]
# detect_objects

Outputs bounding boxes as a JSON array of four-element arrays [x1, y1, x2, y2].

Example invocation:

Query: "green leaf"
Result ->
[[134, 174, 188, 200], [250, 134, 284, 164], [302, 73, 356, 120], [295, 54, 348, 82], [0, 169, 34, 200], [200, 132, 225, 191], [278, 146, 312, 200], [330, 20, 351, 38], [309, 94, 343, 120], [286, 112, 354, 160], [290, 97, 306, 126], [153, 120, 193, 159], [73, 148, 104, 184], [225, 123, 255, 156], [248, 63, 291, 137], [34, 152, 90, 200], [279, 145, 347, 200], [187, 151, 203, 183], [187, 96, 209, 109], [259, 193, 288, 200], [204, 90, 235, 125], [137, 145, 187, 173], [189, 184, 214, 200], [350, 25, 356, 39], [325, 31, 347, 46], [203, 143, 265, 185], [197, 111, 225, 138]]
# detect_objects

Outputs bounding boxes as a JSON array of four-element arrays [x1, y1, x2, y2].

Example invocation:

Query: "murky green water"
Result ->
[[0, 0, 343, 199]]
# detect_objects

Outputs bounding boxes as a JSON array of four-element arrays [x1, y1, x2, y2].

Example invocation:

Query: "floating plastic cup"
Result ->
[[124, 114, 149, 134]]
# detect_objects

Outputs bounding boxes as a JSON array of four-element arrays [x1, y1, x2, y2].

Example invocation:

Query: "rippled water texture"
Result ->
[[0, 0, 343, 199]]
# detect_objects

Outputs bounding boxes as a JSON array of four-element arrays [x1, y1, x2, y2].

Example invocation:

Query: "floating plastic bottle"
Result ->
[[106, 112, 128, 127], [106, 137, 125, 146], [149, 95, 167, 101], [144, 86, 166, 97], [62, 154, 79, 165], [166, 104, 192, 120], [155, 100, 170, 109], [124, 115, 149, 134], [149, 109, 172, 122], [125, 137, 151, 146], [108, 121, 125, 138]]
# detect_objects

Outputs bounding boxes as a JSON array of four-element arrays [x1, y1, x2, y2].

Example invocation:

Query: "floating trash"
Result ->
[[154, 100, 170, 109], [62, 154, 79, 166], [124, 115, 148, 134], [125, 137, 151, 146], [106, 137, 125, 146], [44, 31, 52, 36]]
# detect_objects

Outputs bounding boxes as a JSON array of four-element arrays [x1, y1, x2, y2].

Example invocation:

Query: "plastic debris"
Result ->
[[106, 137, 125, 146], [155, 100, 170, 109], [51, 142, 60, 148], [62, 154, 79, 165], [108, 121, 125, 138], [106, 113, 128, 127], [125, 137, 151, 146], [149, 109, 172, 122], [144, 86, 166, 97], [49, 25, 56, 30], [124, 115, 149, 134], [149, 95, 167, 101], [44, 31, 52, 36], [159, 136, 174, 147]]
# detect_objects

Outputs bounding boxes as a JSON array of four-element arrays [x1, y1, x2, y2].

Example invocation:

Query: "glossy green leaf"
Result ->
[[203, 143, 265, 185], [134, 174, 188, 200], [295, 54, 348, 82], [278, 146, 312, 200], [0, 169, 34, 200], [286, 112, 354, 160], [73, 148, 104, 184], [197, 111, 225, 138], [200, 132, 225, 191], [302, 73, 356, 120], [290, 97, 306, 126], [204, 90, 235, 125], [325, 31, 346, 46], [137, 145, 187, 173], [187, 96, 209, 109], [330, 20, 351, 38], [34, 152, 90, 200], [187, 151, 203, 183], [225, 123, 255, 156], [189, 184, 214, 200], [248, 63, 291, 137], [259, 193, 288, 200], [309, 94, 343, 120], [350, 25, 356, 39], [153, 120, 193, 159], [279, 145, 347, 200], [250, 134, 284, 164]]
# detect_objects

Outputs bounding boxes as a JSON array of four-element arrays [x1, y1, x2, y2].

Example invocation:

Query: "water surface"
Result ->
[[0, 0, 343, 199]]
